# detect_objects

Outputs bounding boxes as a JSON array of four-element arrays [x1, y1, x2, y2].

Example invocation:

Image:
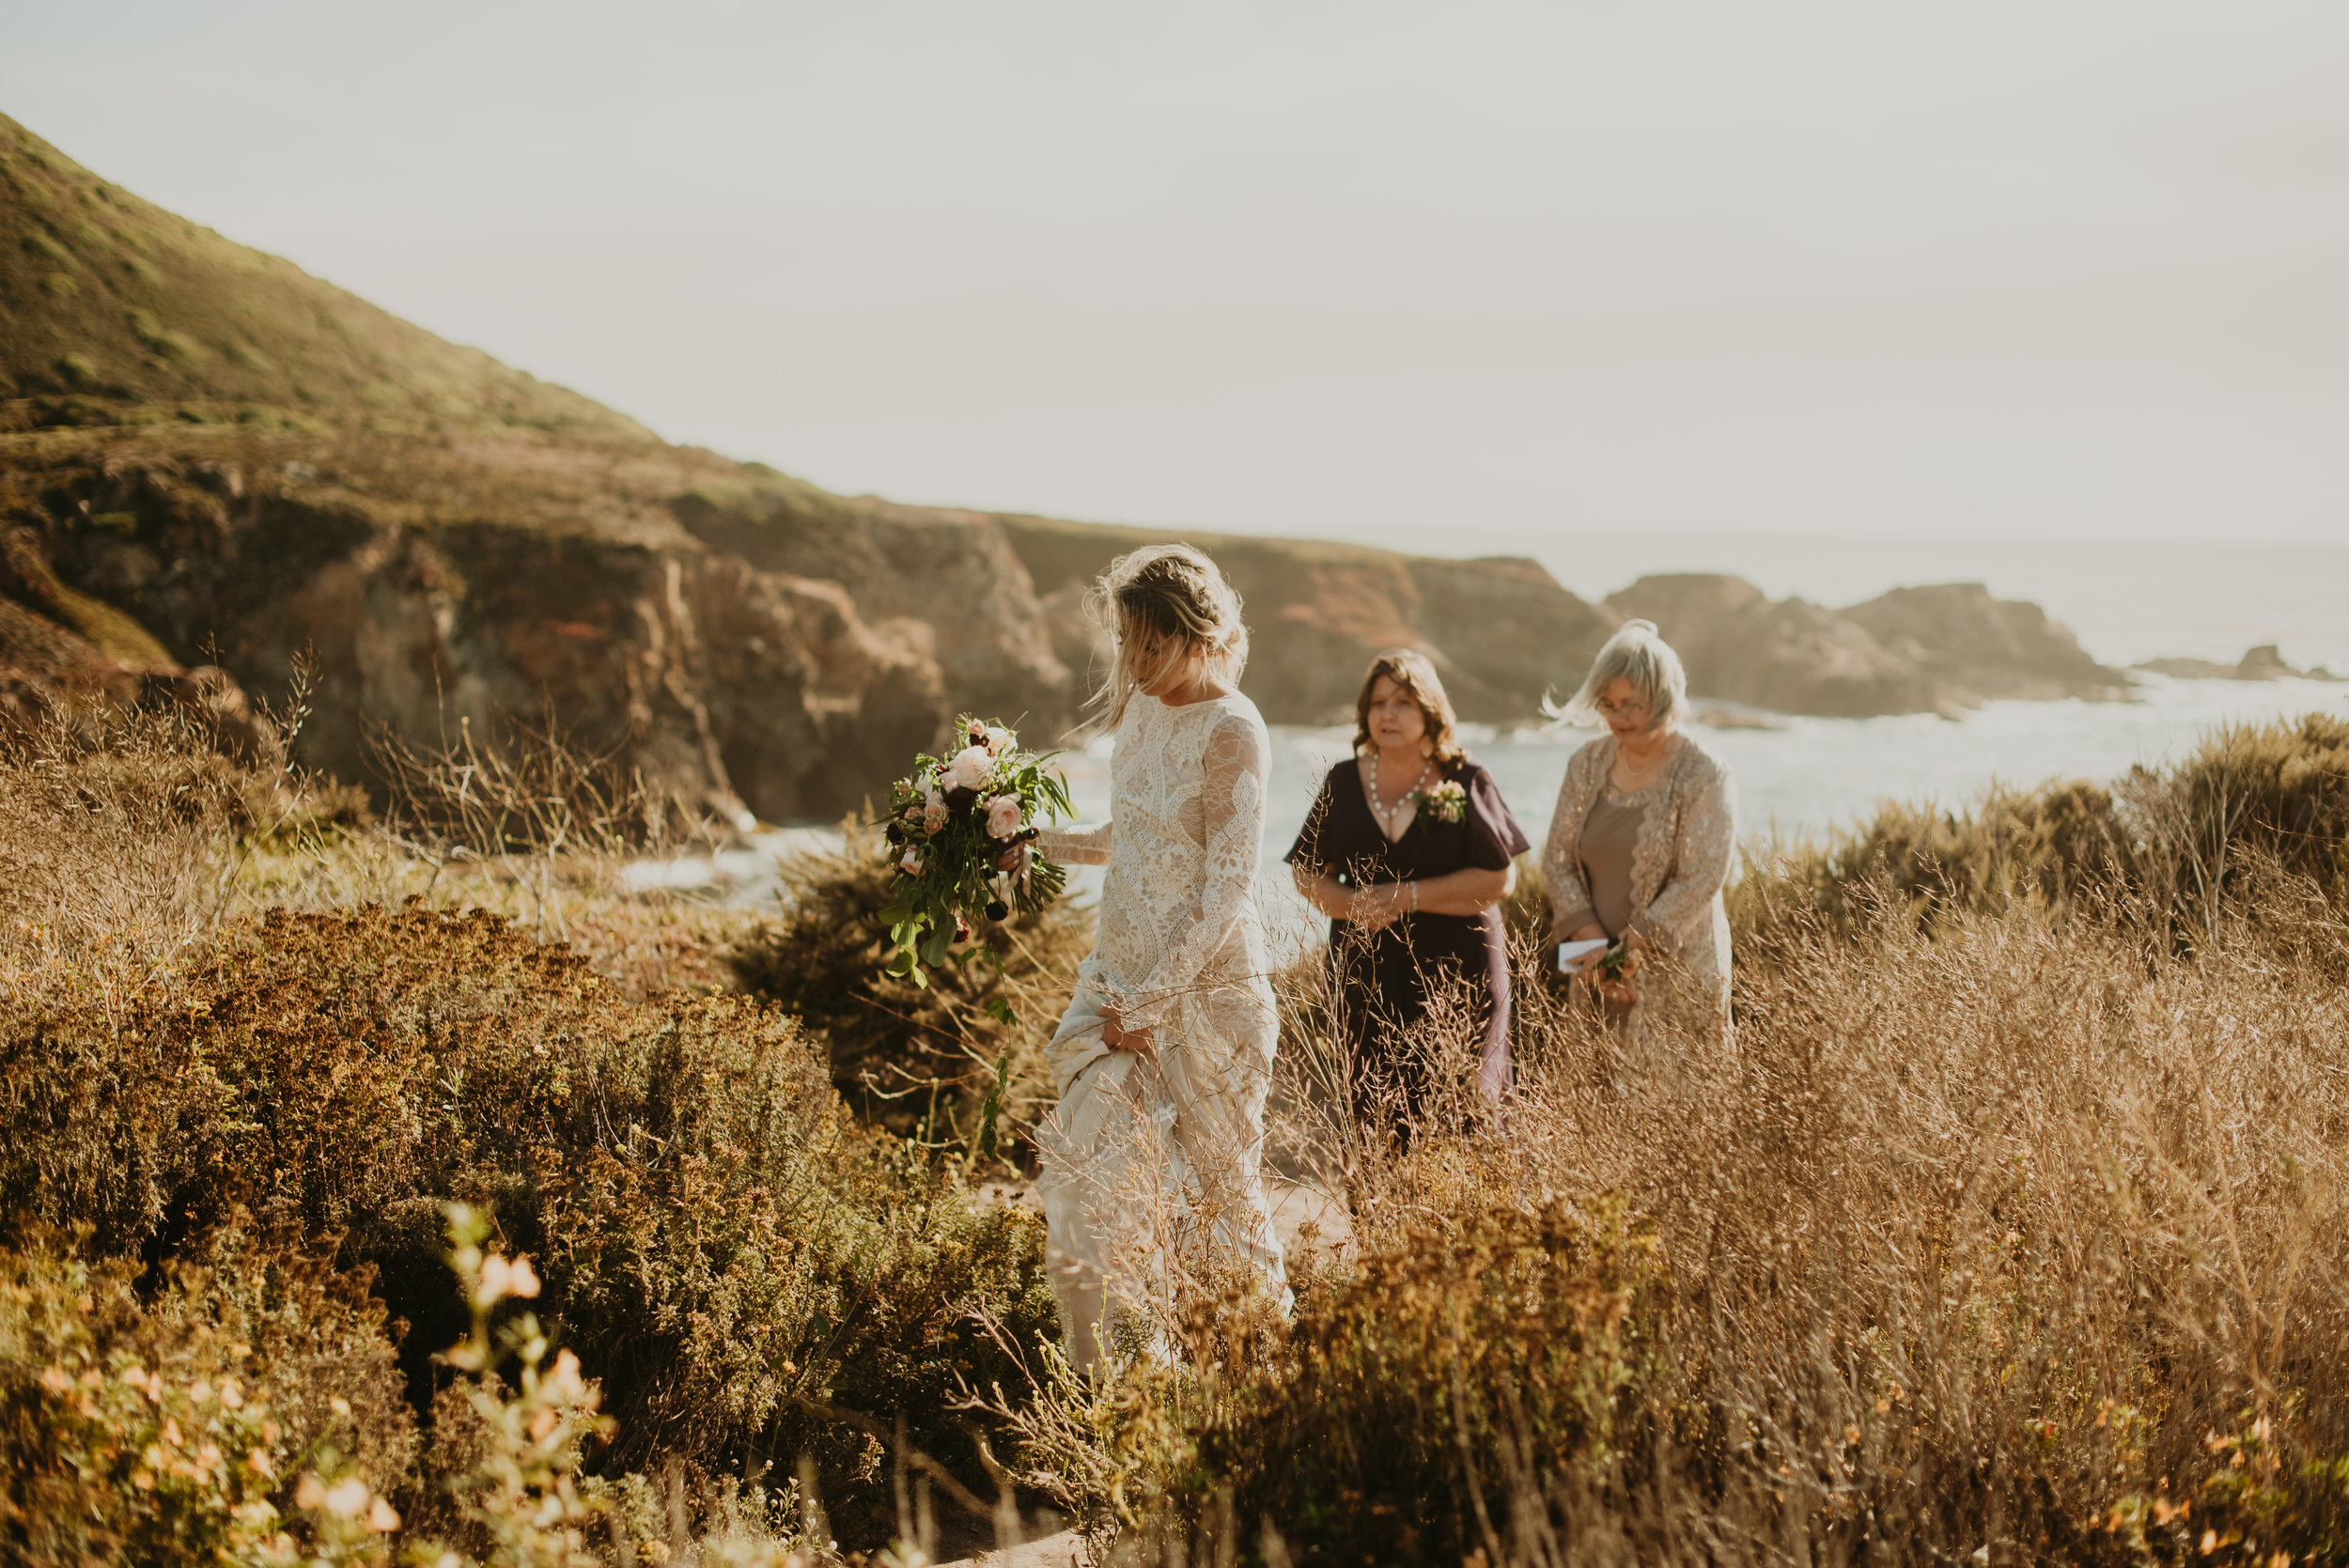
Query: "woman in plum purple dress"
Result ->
[[1287, 650, 1530, 1142]]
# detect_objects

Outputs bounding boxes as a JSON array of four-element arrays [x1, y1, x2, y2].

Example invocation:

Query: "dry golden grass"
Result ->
[[979, 716, 2349, 1567], [989, 884, 2349, 1565], [6, 704, 2346, 1566]]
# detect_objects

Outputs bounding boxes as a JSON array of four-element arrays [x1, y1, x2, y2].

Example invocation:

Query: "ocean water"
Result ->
[[1066, 533, 2349, 862]]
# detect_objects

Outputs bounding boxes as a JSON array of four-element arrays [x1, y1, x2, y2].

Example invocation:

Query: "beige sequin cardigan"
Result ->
[[1541, 731, 1738, 1023]]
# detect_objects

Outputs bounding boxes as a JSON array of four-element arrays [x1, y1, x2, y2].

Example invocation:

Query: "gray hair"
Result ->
[[1551, 619, 1688, 729]]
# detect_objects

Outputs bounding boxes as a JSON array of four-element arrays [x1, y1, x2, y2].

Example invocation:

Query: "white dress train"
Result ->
[[1033, 691, 1287, 1374]]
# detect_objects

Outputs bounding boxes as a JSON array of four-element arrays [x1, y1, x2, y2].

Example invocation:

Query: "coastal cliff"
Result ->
[[995, 515, 1619, 724], [1, 113, 2148, 823], [0, 116, 1618, 817]]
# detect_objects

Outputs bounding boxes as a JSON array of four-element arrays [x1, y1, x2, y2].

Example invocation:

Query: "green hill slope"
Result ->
[[0, 114, 643, 440]]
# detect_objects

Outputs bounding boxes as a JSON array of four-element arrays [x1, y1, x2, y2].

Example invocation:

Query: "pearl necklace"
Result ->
[[1364, 755, 1432, 836]]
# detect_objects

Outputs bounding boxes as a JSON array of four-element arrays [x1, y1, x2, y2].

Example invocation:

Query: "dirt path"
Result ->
[[939, 1528, 1087, 1568]]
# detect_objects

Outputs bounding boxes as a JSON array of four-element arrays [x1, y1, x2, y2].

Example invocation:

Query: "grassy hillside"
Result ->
[[0, 114, 642, 440]]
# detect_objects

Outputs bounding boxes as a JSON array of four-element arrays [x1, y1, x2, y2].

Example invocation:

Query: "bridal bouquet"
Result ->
[[878, 716, 1073, 985]]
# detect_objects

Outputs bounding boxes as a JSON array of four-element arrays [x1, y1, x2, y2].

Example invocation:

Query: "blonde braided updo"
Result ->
[[1081, 543, 1249, 734]]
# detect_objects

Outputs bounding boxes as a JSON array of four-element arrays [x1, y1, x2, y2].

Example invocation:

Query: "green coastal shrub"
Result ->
[[0, 1224, 413, 1565], [1735, 777, 2135, 950], [1735, 711, 2349, 951], [0, 906, 1057, 1541], [2139, 709, 2349, 911]]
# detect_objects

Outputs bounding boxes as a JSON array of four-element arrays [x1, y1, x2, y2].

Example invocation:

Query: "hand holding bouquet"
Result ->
[[1557, 929, 1647, 1004], [878, 716, 1073, 985]]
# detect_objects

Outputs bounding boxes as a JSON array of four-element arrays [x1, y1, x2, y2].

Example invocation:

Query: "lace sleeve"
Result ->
[[1037, 819, 1113, 867], [1641, 756, 1736, 941], [1122, 709, 1268, 1032], [1542, 751, 1597, 935]]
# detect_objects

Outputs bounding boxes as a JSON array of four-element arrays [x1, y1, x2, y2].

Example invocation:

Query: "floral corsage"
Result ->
[[1410, 778, 1469, 824]]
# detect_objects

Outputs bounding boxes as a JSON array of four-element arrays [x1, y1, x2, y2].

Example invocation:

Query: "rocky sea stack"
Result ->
[[1609, 573, 2129, 719]]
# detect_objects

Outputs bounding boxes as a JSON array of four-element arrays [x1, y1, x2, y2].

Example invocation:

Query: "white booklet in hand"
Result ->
[[1556, 937, 1611, 971]]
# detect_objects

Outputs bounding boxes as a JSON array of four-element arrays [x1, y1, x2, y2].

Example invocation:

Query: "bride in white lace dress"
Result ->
[[1026, 544, 1287, 1374]]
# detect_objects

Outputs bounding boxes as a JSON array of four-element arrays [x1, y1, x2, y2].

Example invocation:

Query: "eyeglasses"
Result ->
[[1595, 695, 1652, 719]]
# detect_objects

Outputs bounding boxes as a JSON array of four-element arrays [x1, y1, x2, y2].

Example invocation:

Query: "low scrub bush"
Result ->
[[1194, 1166, 1659, 1565], [0, 905, 1057, 1545], [0, 1222, 412, 1565], [1737, 712, 2349, 954]]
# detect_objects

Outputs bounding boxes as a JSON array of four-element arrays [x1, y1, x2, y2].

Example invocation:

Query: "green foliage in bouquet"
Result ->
[[878, 717, 1074, 986]]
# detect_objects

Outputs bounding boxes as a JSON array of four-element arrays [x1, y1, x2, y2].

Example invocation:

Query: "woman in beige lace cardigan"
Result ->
[[1543, 619, 1737, 1043]]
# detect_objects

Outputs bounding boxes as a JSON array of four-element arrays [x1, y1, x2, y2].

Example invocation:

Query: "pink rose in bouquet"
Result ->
[[985, 794, 1024, 840]]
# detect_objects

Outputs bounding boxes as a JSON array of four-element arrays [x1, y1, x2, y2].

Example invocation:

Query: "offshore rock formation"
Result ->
[[1607, 575, 1934, 718], [1840, 583, 2127, 705], [2136, 645, 2341, 682], [1609, 574, 2128, 719]]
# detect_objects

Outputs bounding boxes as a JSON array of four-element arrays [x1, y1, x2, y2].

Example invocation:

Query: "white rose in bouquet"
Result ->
[[941, 745, 995, 794]]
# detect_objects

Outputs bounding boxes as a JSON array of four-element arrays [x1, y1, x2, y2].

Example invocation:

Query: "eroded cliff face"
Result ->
[[0, 414, 2148, 824], [667, 477, 1074, 736], [0, 427, 962, 821], [0, 415, 1628, 820]]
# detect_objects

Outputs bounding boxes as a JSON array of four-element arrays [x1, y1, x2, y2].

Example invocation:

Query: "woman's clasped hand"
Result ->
[[1097, 1001, 1153, 1056], [1342, 878, 1412, 931], [1559, 926, 1650, 1006]]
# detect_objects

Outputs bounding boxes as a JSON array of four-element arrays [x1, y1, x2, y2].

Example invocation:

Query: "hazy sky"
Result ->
[[6, 0, 2346, 550]]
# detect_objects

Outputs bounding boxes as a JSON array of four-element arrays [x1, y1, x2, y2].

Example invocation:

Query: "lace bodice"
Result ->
[[1038, 692, 1273, 1035]]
